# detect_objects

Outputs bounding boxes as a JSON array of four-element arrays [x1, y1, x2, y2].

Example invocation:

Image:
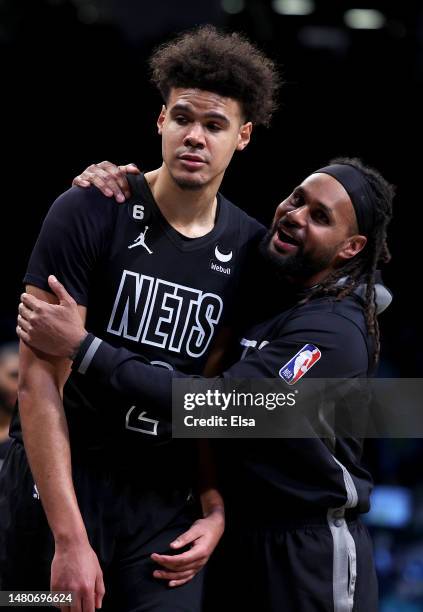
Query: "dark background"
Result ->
[[2, 1, 423, 608]]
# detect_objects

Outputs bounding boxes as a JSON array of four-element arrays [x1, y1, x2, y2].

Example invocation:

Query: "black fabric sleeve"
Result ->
[[72, 333, 177, 418], [228, 312, 370, 379], [24, 186, 116, 305], [72, 311, 369, 416]]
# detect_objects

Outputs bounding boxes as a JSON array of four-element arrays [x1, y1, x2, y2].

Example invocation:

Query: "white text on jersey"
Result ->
[[107, 270, 223, 358]]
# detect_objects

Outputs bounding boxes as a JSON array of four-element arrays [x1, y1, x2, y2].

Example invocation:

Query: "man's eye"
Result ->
[[207, 123, 222, 132], [291, 194, 303, 207], [314, 210, 329, 224], [175, 116, 188, 125]]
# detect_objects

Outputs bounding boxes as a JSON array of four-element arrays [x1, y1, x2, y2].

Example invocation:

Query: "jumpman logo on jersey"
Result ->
[[128, 226, 153, 254]]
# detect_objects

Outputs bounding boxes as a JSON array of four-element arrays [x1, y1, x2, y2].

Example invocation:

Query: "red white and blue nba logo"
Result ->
[[279, 344, 321, 385]]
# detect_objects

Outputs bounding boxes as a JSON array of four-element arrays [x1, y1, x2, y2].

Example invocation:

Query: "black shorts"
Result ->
[[204, 514, 378, 612], [0, 440, 204, 612]]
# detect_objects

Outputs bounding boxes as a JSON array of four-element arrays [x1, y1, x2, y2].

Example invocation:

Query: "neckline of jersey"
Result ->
[[137, 173, 230, 252]]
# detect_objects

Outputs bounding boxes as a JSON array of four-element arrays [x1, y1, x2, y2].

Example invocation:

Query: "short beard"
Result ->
[[259, 230, 335, 281], [170, 173, 206, 192]]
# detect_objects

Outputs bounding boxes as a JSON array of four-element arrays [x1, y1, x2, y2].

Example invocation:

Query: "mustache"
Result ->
[[274, 220, 303, 246]]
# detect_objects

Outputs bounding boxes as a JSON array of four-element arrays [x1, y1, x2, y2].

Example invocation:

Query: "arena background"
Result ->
[[1, 1, 423, 608]]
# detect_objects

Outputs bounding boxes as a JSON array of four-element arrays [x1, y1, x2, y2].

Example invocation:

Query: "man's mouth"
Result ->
[[272, 226, 301, 253], [178, 154, 207, 169]]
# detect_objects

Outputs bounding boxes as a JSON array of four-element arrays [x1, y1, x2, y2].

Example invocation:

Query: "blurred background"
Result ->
[[1, 0, 422, 608]]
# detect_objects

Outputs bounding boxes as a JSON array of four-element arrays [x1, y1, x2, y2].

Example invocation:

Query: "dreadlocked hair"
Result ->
[[300, 157, 394, 368]]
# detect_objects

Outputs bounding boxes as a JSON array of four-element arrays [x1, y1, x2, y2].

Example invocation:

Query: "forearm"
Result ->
[[197, 440, 225, 520], [199, 487, 225, 520], [19, 357, 87, 544], [72, 333, 179, 413]]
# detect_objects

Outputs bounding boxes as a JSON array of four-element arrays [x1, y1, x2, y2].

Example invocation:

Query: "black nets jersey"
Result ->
[[70, 291, 376, 517], [11, 175, 264, 479], [214, 294, 375, 521]]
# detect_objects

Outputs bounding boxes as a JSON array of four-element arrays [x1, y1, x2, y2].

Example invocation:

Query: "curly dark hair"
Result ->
[[302, 157, 394, 368], [149, 25, 281, 127]]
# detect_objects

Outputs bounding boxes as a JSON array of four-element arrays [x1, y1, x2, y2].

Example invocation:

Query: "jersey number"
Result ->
[[125, 406, 159, 436], [132, 204, 145, 221]]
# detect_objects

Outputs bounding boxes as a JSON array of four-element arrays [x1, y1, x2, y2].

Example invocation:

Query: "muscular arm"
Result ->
[[18, 280, 226, 589], [18, 286, 104, 611], [19, 287, 83, 539]]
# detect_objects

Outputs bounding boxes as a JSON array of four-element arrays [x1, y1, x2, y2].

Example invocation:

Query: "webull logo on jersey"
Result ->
[[210, 261, 231, 275], [210, 244, 233, 275], [279, 344, 321, 385]]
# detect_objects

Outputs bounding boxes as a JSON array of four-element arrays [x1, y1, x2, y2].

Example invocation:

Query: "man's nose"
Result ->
[[183, 123, 206, 148], [284, 205, 307, 227]]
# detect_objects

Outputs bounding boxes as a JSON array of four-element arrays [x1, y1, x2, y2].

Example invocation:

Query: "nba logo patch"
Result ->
[[279, 344, 321, 385]]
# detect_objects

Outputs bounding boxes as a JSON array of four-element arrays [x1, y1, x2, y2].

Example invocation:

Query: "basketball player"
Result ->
[[0, 25, 280, 612], [18, 158, 394, 611]]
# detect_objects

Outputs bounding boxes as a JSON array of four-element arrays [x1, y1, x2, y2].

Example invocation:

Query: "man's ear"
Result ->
[[157, 105, 166, 135], [338, 235, 367, 261], [236, 122, 253, 151]]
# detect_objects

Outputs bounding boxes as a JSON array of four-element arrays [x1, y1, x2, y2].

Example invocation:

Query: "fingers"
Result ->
[[97, 161, 131, 201], [168, 576, 196, 588], [69, 595, 82, 612], [18, 301, 32, 321], [17, 313, 30, 333], [17, 294, 49, 346], [153, 569, 195, 580], [16, 324, 30, 344], [48, 275, 76, 305], [151, 546, 205, 571], [79, 165, 116, 199], [95, 571, 105, 610], [20, 291, 42, 310], [153, 568, 196, 587], [72, 176, 91, 188], [17, 301, 34, 335], [81, 589, 95, 612], [118, 163, 141, 175], [153, 559, 200, 573], [170, 524, 202, 549], [76, 161, 131, 203]]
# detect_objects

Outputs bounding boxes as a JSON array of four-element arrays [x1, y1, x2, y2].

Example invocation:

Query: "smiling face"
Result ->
[[157, 87, 252, 191], [265, 173, 367, 286]]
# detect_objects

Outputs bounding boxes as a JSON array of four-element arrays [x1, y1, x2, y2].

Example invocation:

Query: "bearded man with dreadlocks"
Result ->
[[16, 156, 393, 611]]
